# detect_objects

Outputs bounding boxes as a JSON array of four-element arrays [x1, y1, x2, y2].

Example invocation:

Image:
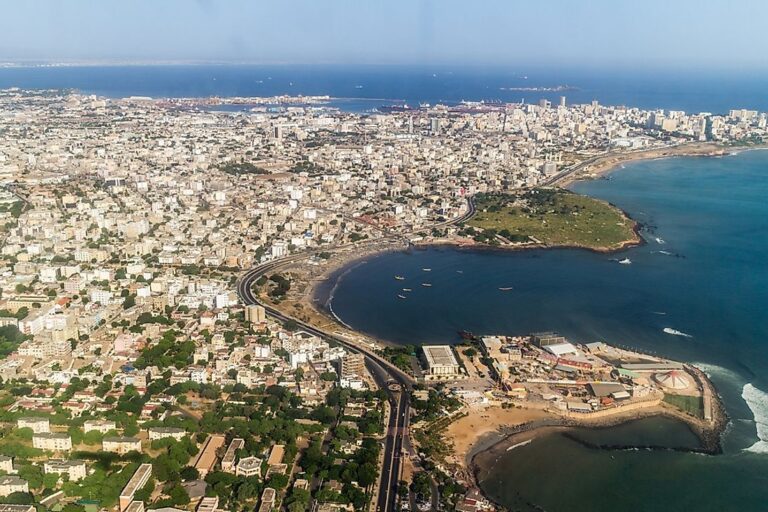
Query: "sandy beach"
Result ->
[[444, 406, 554, 466], [268, 141, 768, 336], [555, 141, 738, 186]]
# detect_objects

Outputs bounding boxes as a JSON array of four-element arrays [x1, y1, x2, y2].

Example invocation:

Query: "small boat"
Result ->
[[456, 270, 464, 274], [421, 283, 432, 287], [402, 288, 412, 292], [506, 439, 532, 451], [655, 237, 666, 244], [422, 268, 432, 272], [663, 327, 693, 338], [458, 330, 475, 340], [394, 275, 405, 280], [498, 287, 514, 291], [397, 294, 407, 299], [618, 258, 632, 265]]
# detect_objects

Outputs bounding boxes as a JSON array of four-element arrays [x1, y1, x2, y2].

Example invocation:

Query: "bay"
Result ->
[[325, 150, 768, 510]]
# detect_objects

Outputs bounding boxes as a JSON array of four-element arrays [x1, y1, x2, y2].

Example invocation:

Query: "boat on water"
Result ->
[[618, 258, 632, 265], [397, 294, 407, 299], [498, 287, 514, 291], [655, 237, 666, 244], [506, 439, 532, 451], [456, 270, 464, 274], [422, 268, 432, 272], [402, 288, 412, 292], [458, 330, 476, 341], [663, 327, 693, 338], [394, 275, 405, 280], [421, 283, 432, 287]]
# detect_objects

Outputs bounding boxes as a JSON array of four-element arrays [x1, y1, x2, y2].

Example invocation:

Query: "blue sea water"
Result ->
[[1, 65, 768, 113], [325, 150, 768, 511]]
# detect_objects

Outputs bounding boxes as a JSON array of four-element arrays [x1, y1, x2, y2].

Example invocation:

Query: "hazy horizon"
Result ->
[[1, 0, 767, 71]]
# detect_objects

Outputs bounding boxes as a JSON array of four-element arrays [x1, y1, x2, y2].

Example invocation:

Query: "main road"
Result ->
[[235, 198, 473, 512], [237, 257, 412, 512]]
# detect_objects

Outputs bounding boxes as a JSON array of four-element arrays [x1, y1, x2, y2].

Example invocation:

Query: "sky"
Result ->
[[0, 0, 766, 70]]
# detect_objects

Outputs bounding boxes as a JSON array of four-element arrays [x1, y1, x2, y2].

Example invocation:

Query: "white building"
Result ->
[[32, 433, 72, 452], [422, 345, 461, 378], [43, 459, 88, 482], [18, 417, 50, 433]]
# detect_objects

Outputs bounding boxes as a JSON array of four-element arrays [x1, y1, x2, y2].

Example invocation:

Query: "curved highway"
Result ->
[[235, 199, 474, 512]]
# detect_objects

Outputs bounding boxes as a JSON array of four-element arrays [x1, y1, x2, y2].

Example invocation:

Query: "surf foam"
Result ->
[[741, 383, 768, 454]]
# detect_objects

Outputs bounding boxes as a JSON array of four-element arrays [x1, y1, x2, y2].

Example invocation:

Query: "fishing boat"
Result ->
[[397, 294, 407, 299], [498, 287, 513, 291], [422, 268, 432, 272], [421, 283, 432, 287], [402, 288, 412, 292], [618, 258, 632, 265], [394, 275, 405, 280]]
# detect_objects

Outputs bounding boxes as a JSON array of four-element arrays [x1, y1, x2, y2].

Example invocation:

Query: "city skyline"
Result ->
[[1, 0, 767, 70]]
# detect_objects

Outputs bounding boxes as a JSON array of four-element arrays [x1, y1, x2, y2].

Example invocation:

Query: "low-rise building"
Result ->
[[0, 476, 29, 497], [17, 417, 50, 433], [221, 438, 244, 473], [83, 419, 117, 434], [147, 427, 186, 441], [103, 436, 141, 454], [119, 464, 152, 512], [422, 345, 461, 378], [0, 455, 13, 473], [43, 459, 88, 482], [258, 488, 276, 512], [235, 456, 262, 478], [32, 433, 72, 452]]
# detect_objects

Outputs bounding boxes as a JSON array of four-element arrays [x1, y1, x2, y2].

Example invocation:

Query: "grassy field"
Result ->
[[465, 188, 638, 250], [663, 394, 704, 419]]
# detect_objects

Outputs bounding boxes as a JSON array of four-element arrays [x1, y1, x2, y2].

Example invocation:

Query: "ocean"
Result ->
[[6, 64, 768, 510], [1, 64, 768, 113], [324, 150, 768, 511]]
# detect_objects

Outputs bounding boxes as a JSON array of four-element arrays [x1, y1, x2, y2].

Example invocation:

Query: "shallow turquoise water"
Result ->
[[327, 150, 768, 510]]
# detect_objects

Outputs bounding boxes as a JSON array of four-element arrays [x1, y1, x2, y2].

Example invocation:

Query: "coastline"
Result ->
[[301, 141, 768, 323], [258, 143, 749, 509], [555, 141, 768, 187]]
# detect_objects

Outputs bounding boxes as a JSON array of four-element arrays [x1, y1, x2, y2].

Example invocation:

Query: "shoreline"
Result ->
[[462, 400, 729, 511], [263, 146, 735, 497], [555, 141, 768, 187], [299, 142, 768, 331]]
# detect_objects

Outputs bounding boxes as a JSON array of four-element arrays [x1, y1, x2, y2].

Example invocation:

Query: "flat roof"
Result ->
[[120, 463, 152, 498], [194, 434, 226, 473], [588, 382, 626, 397], [267, 444, 285, 465], [0, 505, 35, 512], [423, 345, 458, 367]]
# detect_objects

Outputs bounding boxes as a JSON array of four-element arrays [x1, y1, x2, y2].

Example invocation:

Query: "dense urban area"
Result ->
[[0, 88, 764, 512]]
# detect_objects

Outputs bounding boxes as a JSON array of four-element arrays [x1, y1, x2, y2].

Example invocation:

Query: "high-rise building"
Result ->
[[341, 353, 365, 378], [559, 96, 566, 107], [245, 305, 266, 324], [430, 118, 440, 135]]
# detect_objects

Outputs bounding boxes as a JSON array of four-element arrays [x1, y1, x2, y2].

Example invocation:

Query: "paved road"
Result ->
[[237, 260, 412, 512], [235, 199, 473, 512]]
